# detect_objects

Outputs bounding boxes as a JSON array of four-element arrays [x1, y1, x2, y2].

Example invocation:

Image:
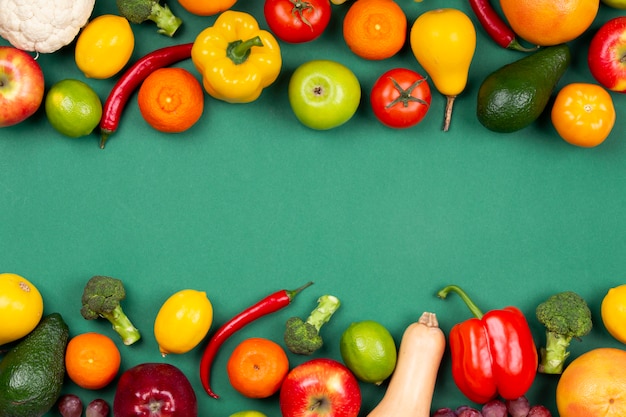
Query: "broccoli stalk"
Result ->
[[116, 0, 183, 37], [80, 275, 141, 346], [535, 291, 592, 374], [284, 295, 341, 355]]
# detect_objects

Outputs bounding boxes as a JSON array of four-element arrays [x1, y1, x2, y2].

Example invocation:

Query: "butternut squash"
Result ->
[[367, 312, 446, 417]]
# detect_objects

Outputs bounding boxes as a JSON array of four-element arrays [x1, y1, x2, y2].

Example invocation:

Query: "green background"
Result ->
[[2, 0, 626, 415]]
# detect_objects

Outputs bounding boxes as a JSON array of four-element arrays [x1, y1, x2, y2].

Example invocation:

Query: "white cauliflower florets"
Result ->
[[0, 0, 96, 53]]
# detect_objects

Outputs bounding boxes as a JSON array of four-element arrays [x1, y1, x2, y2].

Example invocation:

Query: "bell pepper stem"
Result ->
[[437, 285, 484, 319], [227, 36, 264, 65]]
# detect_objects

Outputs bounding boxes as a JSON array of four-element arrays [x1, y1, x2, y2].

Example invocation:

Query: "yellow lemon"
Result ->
[[339, 320, 397, 385], [154, 289, 213, 356], [0, 273, 44, 346], [75, 14, 134, 79], [602, 284, 626, 344]]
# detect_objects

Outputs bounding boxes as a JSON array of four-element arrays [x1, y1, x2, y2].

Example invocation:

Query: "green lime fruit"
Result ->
[[339, 320, 397, 385], [229, 411, 268, 417], [45, 79, 102, 138]]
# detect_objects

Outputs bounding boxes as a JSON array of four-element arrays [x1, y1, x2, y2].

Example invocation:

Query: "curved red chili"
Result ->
[[199, 281, 313, 399], [99, 42, 194, 149], [468, 0, 537, 52]]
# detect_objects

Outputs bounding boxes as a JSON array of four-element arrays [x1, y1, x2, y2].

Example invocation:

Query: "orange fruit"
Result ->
[[65, 332, 121, 390], [556, 347, 626, 417], [500, 0, 599, 46], [343, 0, 407, 60], [226, 337, 289, 398], [137, 67, 205, 133]]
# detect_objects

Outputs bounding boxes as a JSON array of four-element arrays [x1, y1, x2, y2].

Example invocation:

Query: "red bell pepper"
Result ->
[[437, 285, 538, 404]]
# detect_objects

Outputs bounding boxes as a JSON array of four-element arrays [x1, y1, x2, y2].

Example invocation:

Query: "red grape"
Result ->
[[57, 394, 83, 417], [506, 396, 531, 417], [433, 408, 457, 417], [456, 406, 482, 417], [86, 398, 110, 417], [482, 399, 507, 417], [527, 405, 552, 417]]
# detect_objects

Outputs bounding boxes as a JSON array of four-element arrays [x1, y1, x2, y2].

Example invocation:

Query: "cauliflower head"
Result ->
[[0, 0, 95, 53]]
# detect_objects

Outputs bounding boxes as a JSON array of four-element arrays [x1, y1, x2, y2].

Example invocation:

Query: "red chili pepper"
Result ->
[[199, 281, 314, 399], [438, 285, 538, 404], [468, 0, 538, 52], [99, 42, 194, 149]]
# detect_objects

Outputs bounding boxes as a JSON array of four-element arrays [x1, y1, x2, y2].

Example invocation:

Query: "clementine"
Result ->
[[137, 67, 205, 133], [65, 332, 121, 390], [500, 0, 599, 46], [226, 337, 289, 398], [343, 0, 407, 60], [556, 347, 626, 417]]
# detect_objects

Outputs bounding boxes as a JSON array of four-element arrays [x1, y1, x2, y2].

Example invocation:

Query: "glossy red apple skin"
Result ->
[[588, 16, 626, 93], [0, 46, 45, 127], [113, 363, 197, 417], [279, 358, 361, 417]]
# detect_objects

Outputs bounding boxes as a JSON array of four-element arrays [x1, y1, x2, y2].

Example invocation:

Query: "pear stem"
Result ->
[[443, 95, 456, 132]]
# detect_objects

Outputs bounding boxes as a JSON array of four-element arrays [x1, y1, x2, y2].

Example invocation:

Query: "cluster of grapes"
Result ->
[[433, 395, 552, 417], [58, 394, 110, 417]]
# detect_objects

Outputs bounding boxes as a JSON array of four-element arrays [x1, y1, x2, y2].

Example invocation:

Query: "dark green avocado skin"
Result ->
[[477, 44, 571, 133], [0, 313, 69, 417]]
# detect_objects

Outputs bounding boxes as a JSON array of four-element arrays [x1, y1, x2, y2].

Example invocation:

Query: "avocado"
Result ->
[[477, 44, 571, 133], [0, 313, 69, 417]]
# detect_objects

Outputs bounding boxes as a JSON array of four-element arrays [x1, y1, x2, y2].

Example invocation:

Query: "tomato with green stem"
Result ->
[[264, 0, 331, 43], [551, 83, 616, 148], [370, 68, 432, 129]]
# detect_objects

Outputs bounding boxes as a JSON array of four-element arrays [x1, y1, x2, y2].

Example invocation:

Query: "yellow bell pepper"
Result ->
[[191, 11, 282, 103]]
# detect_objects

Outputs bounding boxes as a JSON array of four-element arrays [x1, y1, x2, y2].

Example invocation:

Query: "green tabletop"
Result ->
[[2, 0, 626, 415]]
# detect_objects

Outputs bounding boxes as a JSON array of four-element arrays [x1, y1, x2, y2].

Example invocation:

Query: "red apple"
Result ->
[[0, 46, 45, 127], [588, 16, 626, 93], [113, 363, 197, 417], [279, 358, 361, 417]]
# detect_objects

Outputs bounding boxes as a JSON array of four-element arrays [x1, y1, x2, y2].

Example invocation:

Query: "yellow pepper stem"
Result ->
[[227, 36, 264, 65]]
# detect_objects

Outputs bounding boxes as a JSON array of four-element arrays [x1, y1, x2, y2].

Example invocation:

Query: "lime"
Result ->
[[339, 320, 397, 385], [229, 411, 268, 417], [45, 79, 102, 138]]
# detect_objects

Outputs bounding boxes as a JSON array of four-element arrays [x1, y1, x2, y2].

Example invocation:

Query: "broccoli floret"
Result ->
[[116, 0, 182, 37], [284, 295, 341, 355], [536, 291, 592, 374], [80, 275, 141, 346]]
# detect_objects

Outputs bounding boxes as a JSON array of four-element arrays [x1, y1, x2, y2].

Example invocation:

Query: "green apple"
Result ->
[[288, 59, 361, 130], [229, 411, 268, 417], [601, 0, 626, 9]]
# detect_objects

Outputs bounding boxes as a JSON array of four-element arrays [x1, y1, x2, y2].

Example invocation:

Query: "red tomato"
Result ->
[[370, 68, 432, 129], [264, 0, 332, 44]]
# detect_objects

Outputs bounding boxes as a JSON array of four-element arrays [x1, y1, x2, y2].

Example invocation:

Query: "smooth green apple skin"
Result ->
[[600, 0, 626, 9], [288, 60, 361, 130]]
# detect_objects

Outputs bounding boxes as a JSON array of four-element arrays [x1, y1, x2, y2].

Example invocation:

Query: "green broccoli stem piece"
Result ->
[[150, 2, 182, 37], [100, 304, 141, 346], [306, 295, 341, 331], [539, 331, 572, 374]]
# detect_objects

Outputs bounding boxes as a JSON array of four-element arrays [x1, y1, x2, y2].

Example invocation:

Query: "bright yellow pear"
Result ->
[[410, 8, 476, 131]]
